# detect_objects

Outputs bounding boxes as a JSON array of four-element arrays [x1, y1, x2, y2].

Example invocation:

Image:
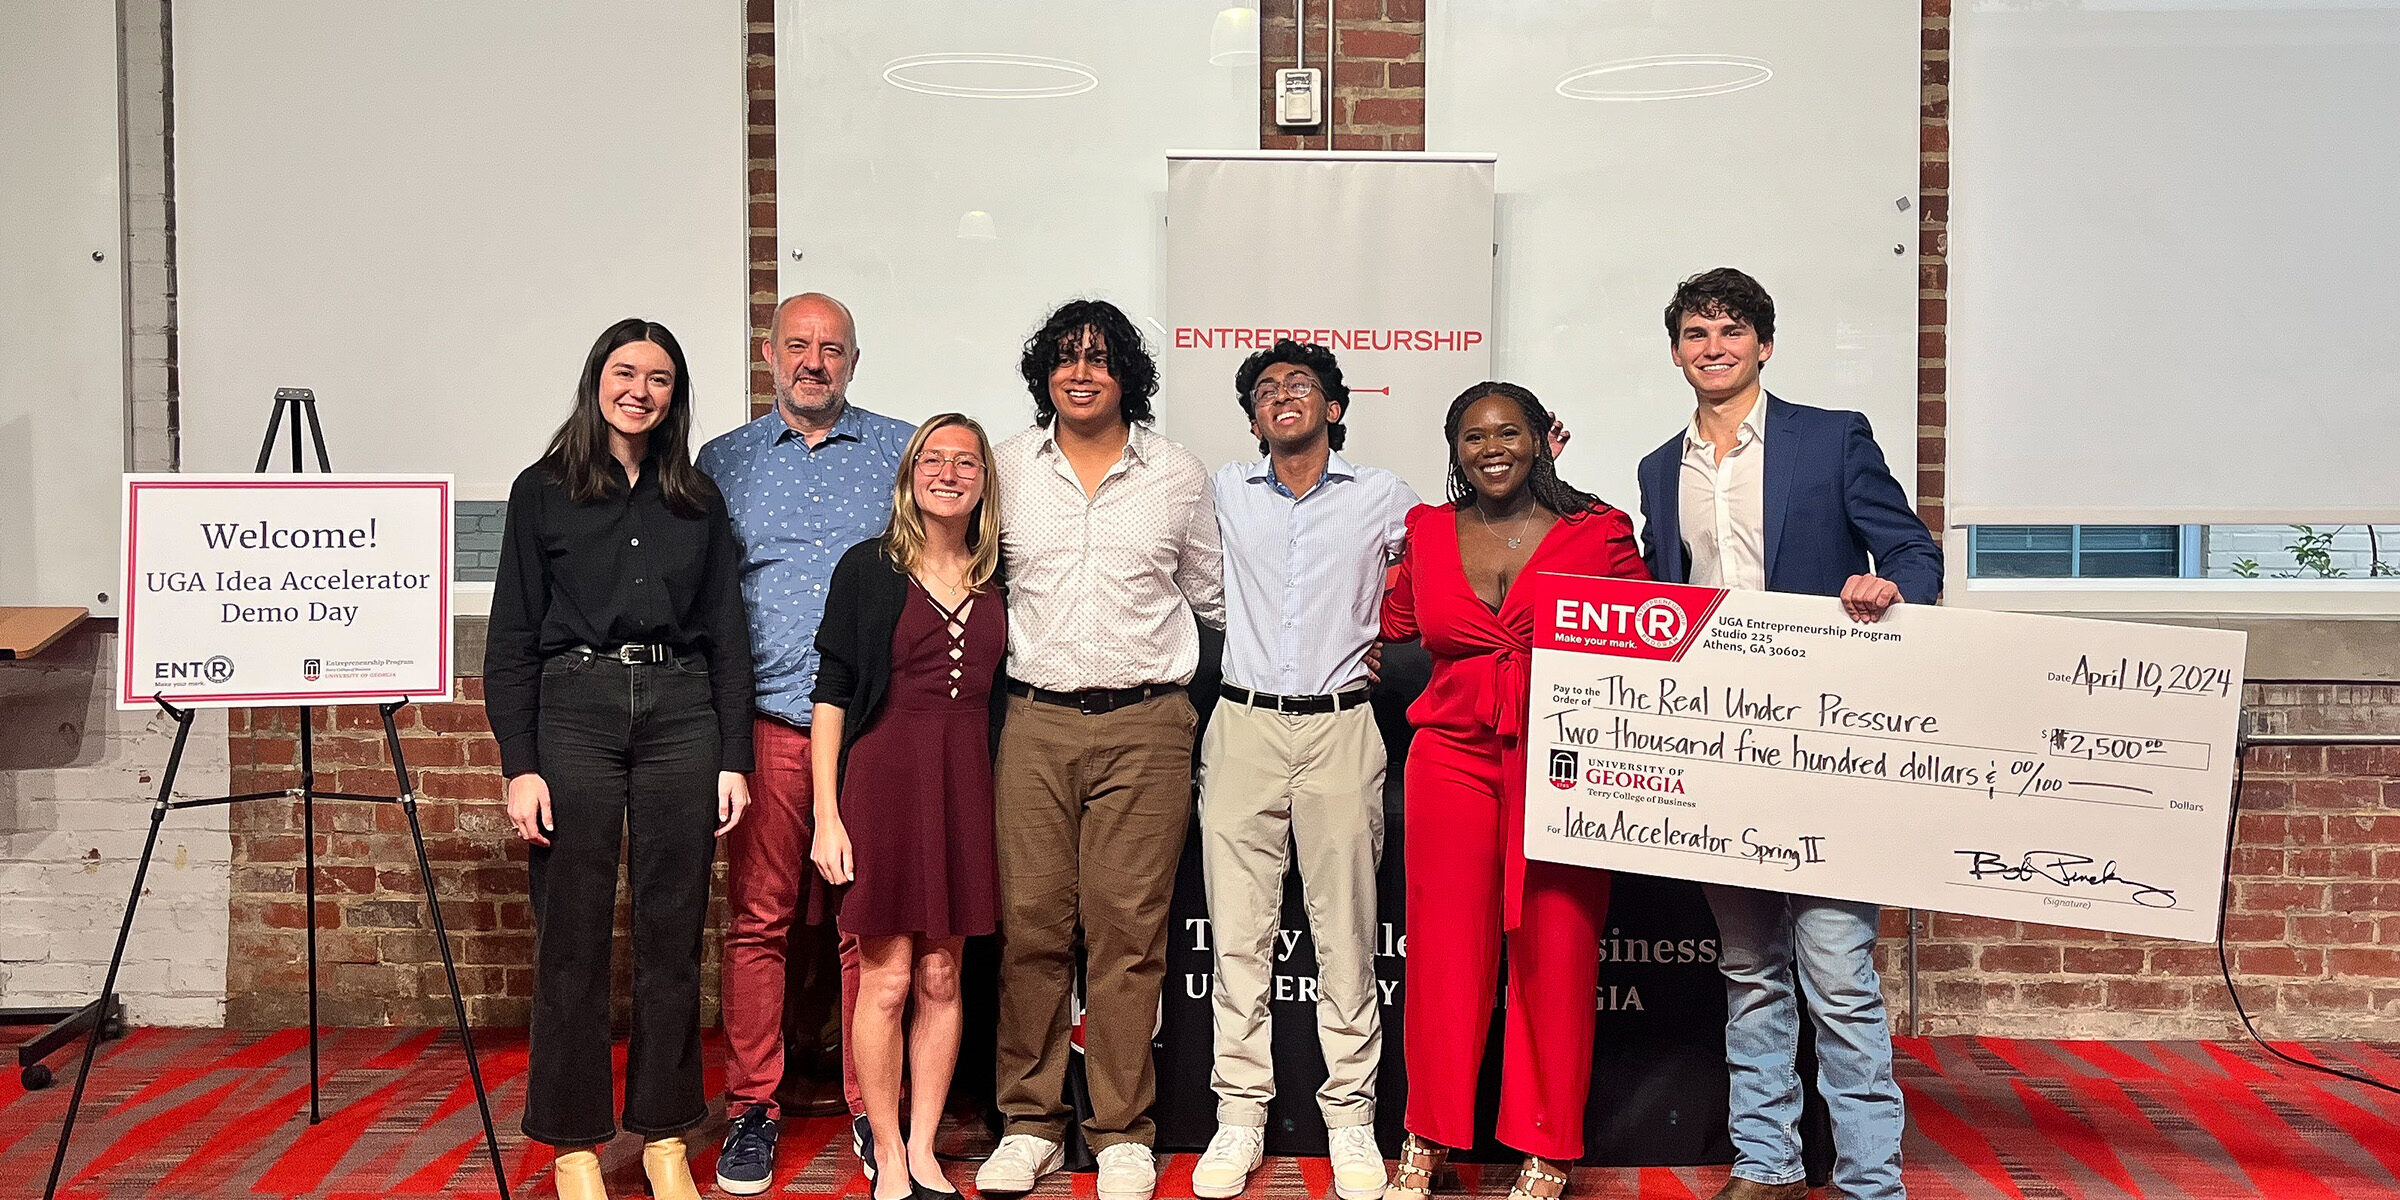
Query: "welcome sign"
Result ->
[[118, 474, 454, 708]]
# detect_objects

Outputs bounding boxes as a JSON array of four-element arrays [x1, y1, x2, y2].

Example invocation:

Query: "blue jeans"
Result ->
[[1704, 884, 1905, 1200]]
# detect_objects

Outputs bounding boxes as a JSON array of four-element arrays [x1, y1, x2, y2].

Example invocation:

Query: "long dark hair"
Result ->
[[1233, 339, 1350, 456], [1018, 299, 1158, 427], [1442, 381, 1607, 516], [540, 318, 713, 518]]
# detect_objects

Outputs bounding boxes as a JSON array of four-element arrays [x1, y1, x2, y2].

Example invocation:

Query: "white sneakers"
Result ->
[[1095, 1143, 1159, 1200], [975, 1134, 1066, 1194], [972, 1136, 1157, 1200], [981, 1125, 1387, 1200], [1191, 1124, 1267, 1199], [1327, 1125, 1389, 1200]]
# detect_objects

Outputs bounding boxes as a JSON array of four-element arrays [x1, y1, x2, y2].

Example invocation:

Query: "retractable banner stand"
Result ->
[[1160, 152, 1496, 502], [1153, 161, 1737, 1167]]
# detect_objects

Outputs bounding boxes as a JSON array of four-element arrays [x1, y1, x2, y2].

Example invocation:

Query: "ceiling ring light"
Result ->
[[1555, 55, 1773, 103], [882, 53, 1099, 100]]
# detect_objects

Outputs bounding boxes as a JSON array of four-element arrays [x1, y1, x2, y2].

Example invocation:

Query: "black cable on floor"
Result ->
[[2215, 742, 2400, 1094]]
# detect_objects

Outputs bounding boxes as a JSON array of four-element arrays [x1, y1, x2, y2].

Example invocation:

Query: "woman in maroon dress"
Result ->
[[809, 413, 1007, 1200], [1381, 382, 1649, 1200]]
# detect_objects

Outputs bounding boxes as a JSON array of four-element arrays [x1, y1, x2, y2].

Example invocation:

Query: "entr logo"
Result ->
[[1553, 596, 1686, 645], [153, 655, 236, 685], [1548, 748, 1579, 790], [1541, 579, 1723, 663], [303, 657, 322, 681]]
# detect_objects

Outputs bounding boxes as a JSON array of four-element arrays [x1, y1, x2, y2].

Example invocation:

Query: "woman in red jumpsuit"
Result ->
[[1381, 381, 1649, 1200]]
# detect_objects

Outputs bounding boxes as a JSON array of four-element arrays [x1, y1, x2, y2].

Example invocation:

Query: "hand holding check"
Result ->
[[1839, 573, 1902, 623]]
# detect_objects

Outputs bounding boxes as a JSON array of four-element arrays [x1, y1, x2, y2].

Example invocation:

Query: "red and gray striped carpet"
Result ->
[[5, 1029, 2400, 1198]]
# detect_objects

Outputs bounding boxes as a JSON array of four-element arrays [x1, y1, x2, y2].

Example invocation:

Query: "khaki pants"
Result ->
[[993, 691, 1198, 1152], [1198, 700, 1386, 1130]]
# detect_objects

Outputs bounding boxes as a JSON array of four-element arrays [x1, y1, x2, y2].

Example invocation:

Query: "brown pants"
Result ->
[[993, 690, 1198, 1151]]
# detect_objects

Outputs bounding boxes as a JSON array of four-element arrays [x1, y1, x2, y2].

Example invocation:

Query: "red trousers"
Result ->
[[1403, 729, 1612, 1161], [724, 717, 862, 1117]]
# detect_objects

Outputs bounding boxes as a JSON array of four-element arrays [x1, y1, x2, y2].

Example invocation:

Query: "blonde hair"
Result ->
[[882, 413, 1001, 590]]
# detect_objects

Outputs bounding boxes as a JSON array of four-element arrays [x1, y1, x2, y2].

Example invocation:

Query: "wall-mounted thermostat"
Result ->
[[1276, 67, 1322, 127]]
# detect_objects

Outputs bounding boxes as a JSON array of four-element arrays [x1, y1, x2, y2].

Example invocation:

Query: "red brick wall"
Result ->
[[225, 693, 536, 1028], [747, 0, 777, 420], [1259, 0, 1424, 152], [1918, 0, 1949, 539]]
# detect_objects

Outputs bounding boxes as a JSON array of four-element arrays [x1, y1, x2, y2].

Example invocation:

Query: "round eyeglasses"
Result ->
[[1251, 376, 1321, 403], [914, 453, 984, 478]]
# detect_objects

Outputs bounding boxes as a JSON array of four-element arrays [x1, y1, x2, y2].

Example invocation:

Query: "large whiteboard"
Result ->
[[1427, 1, 1922, 516], [174, 2, 751, 501], [0, 2, 124, 607], [775, 0, 1258, 442], [1950, 0, 2400, 520]]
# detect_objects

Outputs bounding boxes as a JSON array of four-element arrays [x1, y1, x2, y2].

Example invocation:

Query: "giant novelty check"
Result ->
[[1524, 575, 2247, 941]]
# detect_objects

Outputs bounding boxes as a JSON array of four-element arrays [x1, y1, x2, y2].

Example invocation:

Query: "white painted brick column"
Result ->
[[0, 629, 231, 1026]]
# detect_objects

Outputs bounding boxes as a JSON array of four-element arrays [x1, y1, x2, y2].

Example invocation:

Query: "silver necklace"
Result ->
[[1473, 506, 1539, 550]]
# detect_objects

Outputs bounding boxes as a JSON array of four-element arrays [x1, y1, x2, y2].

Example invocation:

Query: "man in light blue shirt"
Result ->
[[696, 292, 915, 1195], [1190, 340, 1417, 1200]]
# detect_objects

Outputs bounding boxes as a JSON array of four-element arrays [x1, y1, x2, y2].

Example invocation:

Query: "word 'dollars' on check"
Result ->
[[1525, 574, 2247, 942]]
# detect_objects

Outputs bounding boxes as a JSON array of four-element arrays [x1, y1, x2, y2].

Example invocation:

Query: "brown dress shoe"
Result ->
[[1708, 1179, 1809, 1200]]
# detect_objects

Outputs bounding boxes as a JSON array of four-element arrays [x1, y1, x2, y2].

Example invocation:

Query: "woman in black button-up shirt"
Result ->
[[483, 317, 753, 1200]]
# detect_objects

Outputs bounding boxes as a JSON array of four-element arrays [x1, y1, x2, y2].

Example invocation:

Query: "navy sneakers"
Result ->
[[716, 1105, 780, 1196]]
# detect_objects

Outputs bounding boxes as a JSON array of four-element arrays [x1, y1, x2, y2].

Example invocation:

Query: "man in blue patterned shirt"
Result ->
[[698, 292, 915, 1195]]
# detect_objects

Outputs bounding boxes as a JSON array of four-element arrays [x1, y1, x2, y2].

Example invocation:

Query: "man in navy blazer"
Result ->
[[1635, 269, 1938, 1200]]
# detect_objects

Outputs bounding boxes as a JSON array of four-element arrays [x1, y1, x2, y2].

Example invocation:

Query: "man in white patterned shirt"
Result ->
[[975, 299, 1226, 1200]]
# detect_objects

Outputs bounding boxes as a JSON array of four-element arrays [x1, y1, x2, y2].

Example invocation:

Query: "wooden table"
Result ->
[[0, 607, 90, 660]]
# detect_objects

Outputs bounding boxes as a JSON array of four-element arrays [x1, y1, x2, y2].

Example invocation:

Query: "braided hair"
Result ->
[[1442, 381, 1606, 516]]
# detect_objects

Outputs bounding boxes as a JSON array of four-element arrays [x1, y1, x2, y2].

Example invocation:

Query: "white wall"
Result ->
[[0, 630, 231, 1027], [775, 0, 1259, 441], [0, 1, 126, 608], [1427, 0, 1923, 515], [1949, 1, 2400, 521], [173, 1, 751, 500]]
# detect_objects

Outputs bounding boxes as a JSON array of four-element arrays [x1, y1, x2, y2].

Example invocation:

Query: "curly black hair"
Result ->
[[1442, 381, 1607, 516], [1663, 267, 1776, 344], [1232, 339, 1350, 456], [1018, 299, 1157, 427]]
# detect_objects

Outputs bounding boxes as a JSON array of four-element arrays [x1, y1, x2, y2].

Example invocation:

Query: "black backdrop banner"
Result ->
[[962, 631, 1831, 1174]]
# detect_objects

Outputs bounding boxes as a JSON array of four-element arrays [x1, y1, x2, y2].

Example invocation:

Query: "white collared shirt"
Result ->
[[1213, 452, 1419, 697], [996, 422, 1226, 691], [1678, 400, 1768, 591]]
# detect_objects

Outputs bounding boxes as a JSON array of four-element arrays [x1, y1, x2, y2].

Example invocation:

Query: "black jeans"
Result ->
[[523, 651, 721, 1146]]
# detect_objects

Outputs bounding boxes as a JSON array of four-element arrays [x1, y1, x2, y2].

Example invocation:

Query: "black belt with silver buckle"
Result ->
[[1219, 683, 1371, 715], [572, 642, 679, 665], [1006, 680, 1181, 716]]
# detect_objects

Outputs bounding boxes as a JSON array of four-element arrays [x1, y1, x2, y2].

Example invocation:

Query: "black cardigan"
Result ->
[[809, 538, 1009, 781]]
